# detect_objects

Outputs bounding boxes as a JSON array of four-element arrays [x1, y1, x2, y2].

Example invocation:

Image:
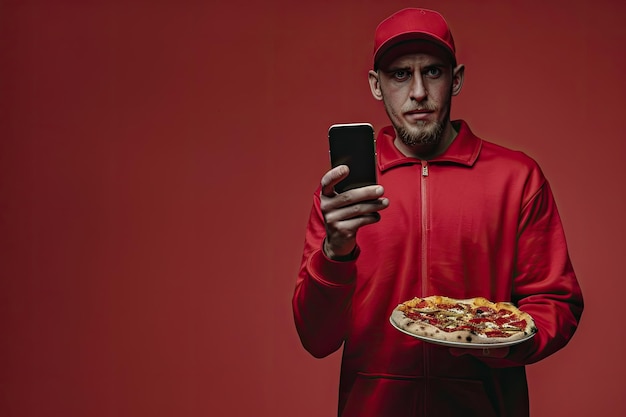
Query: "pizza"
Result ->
[[390, 295, 537, 346]]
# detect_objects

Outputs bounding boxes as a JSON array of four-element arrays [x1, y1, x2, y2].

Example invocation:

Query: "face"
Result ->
[[369, 41, 464, 158]]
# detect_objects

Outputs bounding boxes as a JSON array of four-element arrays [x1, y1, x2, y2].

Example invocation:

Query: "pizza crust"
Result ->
[[390, 295, 537, 345]]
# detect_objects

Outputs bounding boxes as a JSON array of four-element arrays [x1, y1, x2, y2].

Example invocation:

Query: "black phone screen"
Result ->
[[328, 123, 377, 193]]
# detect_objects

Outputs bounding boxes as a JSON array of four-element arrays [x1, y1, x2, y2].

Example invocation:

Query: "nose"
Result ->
[[409, 74, 427, 102]]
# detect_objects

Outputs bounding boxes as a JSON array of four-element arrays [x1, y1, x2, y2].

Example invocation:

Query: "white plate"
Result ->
[[389, 316, 536, 349]]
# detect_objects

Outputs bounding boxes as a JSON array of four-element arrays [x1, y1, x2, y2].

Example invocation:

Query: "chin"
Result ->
[[399, 122, 443, 146]]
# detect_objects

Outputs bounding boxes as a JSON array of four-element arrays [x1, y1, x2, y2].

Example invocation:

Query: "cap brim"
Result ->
[[374, 32, 455, 68]]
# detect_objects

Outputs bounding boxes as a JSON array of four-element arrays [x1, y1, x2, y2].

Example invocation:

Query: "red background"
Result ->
[[1, 0, 624, 416]]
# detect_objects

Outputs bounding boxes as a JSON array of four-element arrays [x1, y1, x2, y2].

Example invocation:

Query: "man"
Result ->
[[292, 8, 583, 417]]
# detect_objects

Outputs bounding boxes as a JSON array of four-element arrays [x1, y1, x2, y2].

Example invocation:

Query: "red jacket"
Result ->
[[293, 121, 583, 417]]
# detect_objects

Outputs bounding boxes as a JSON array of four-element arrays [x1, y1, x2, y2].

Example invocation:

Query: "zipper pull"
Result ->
[[421, 162, 429, 177]]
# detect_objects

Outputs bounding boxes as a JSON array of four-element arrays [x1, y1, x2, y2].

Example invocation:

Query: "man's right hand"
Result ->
[[320, 165, 389, 259]]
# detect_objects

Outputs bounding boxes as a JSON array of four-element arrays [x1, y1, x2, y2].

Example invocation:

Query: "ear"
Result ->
[[368, 70, 383, 101], [451, 64, 465, 96]]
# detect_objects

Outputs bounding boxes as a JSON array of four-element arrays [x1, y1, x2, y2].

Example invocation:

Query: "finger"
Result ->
[[324, 197, 389, 224], [329, 210, 383, 232], [322, 184, 385, 212], [321, 165, 349, 197]]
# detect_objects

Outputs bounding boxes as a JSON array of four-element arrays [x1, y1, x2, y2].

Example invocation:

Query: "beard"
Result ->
[[395, 120, 444, 148]]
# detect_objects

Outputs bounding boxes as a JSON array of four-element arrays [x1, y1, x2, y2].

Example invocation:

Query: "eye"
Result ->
[[392, 69, 411, 82], [424, 66, 443, 78]]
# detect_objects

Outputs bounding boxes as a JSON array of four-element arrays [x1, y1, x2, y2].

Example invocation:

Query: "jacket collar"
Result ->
[[378, 120, 482, 172]]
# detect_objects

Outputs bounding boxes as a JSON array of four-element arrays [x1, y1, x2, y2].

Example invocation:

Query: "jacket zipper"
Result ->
[[421, 161, 429, 297], [420, 160, 430, 414]]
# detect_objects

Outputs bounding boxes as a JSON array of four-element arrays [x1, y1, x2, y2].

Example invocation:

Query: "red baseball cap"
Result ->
[[373, 8, 456, 68]]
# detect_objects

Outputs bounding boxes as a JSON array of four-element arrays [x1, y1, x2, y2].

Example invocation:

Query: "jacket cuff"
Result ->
[[307, 247, 360, 286]]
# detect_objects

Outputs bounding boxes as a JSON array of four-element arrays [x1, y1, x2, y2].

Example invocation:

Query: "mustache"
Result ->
[[403, 104, 437, 113]]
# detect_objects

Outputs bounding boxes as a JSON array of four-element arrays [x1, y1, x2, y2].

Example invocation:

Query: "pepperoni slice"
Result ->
[[469, 317, 491, 324], [495, 316, 512, 326], [405, 311, 441, 326], [508, 319, 527, 329], [474, 306, 496, 315]]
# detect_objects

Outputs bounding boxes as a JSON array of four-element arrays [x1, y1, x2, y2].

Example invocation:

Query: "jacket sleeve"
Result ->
[[292, 190, 358, 358], [484, 176, 584, 367]]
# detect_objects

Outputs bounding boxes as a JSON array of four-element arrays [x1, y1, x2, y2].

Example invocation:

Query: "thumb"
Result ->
[[321, 165, 349, 197]]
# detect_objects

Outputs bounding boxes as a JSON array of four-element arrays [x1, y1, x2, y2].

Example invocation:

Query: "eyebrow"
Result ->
[[383, 62, 447, 74], [383, 65, 411, 73]]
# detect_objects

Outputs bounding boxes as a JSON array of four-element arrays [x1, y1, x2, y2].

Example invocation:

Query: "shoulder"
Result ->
[[471, 134, 548, 200], [477, 138, 545, 182], [480, 139, 538, 169]]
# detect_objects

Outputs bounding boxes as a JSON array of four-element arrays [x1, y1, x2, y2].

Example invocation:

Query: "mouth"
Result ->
[[404, 109, 434, 122]]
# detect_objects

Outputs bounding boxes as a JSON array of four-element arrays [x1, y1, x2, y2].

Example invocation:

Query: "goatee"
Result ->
[[397, 121, 444, 148]]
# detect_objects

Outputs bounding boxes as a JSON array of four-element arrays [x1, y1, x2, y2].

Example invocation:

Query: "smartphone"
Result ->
[[328, 123, 377, 193]]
